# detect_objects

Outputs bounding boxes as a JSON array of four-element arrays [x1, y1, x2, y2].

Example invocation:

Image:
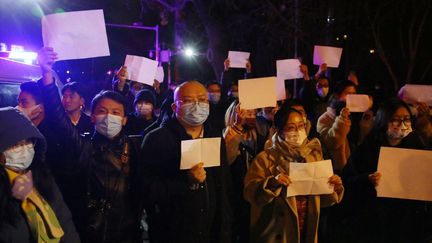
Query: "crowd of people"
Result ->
[[0, 46, 431, 243]]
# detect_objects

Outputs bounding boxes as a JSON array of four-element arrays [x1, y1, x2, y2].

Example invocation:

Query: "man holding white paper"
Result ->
[[220, 55, 252, 104], [141, 81, 231, 243], [299, 63, 333, 127]]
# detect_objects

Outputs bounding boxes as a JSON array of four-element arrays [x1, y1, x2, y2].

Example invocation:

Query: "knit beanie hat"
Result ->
[[134, 89, 156, 106]]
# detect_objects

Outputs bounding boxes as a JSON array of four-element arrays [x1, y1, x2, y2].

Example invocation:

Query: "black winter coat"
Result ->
[[342, 132, 432, 243], [141, 116, 232, 243], [39, 82, 144, 243]]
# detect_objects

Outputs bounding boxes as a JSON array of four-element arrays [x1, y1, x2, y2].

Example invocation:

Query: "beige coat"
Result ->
[[244, 137, 343, 243], [316, 107, 351, 172]]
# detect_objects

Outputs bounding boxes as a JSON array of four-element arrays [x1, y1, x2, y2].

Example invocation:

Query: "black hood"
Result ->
[[0, 107, 46, 158]]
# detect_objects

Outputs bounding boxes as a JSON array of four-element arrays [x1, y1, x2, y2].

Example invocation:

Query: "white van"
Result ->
[[0, 57, 62, 107]]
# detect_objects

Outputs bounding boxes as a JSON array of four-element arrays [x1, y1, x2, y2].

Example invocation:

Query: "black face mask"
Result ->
[[330, 100, 346, 116]]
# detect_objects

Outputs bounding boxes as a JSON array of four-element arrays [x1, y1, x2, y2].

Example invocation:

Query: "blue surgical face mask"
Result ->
[[95, 114, 124, 139], [208, 92, 221, 104], [178, 102, 210, 126]]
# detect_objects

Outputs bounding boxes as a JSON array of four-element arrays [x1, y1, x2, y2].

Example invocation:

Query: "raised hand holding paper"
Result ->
[[313, 45, 343, 68], [180, 138, 221, 170], [228, 51, 250, 68], [398, 84, 432, 106], [155, 66, 164, 83], [276, 77, 287, 101], [42, 9, 110, 61], [124, 55, 158, 85], [346, 94, 370, 112], [276, 59, 303, 80], [239, 77, 277, 109], [275, 59, 302, 100]]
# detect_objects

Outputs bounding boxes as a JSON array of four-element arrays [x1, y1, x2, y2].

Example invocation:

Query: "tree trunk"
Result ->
[[192, 0, 228, 82]]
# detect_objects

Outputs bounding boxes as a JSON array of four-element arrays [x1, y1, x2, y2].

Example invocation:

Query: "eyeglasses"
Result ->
[[176, 98, 209, 107], [389, 118, 411, 127], [283, 122, 306, 132]]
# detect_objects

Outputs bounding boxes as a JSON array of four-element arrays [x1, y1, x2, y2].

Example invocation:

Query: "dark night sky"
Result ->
[[1, 0, 431, 94]]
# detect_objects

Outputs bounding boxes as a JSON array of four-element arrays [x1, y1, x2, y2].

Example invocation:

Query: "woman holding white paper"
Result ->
[[244, 104, 344, 243], [342, 98, 430, 243]]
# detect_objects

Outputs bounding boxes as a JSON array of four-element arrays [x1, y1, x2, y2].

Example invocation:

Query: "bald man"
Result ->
[[141, 81, 232, 243]]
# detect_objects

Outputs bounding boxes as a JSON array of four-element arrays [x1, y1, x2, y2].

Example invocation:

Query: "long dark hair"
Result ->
[[373, 98, 412, 142]]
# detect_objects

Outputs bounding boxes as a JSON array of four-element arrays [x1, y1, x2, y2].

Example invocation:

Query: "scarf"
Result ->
[[271, 133, 323, 173], [6, 168, 64, 243]]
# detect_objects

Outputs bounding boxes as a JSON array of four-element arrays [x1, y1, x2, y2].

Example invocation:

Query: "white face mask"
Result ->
[[317, 87, 329, 98], [136, 103, 153, 116], [16, 105, 42, 120], [387, 122, 412, 140], [284, 129, 308, 146], [3, 143, 35, 171], [178, 102, 210, 126], [95, 114, 124, 139]]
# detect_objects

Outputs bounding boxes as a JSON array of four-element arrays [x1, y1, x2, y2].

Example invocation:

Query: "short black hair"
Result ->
[[20, 82, 42, 104], [316, 74, 329, 81], [334, 80, 356, 96], [61, 82, 85, 98], [274, 102, 303, 131], [285, 99, 305, 109], [206, 81, 221, 89], [90, 90, 128, 115], [134, 89, 156, 106]]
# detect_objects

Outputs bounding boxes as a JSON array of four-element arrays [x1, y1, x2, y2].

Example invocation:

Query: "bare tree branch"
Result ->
[[366, 2, 400, 90], [156, 0, 189, 12], [420, 60, 432, 82], [405, 1, 430, 84], [265, 0, 295, 29], [398, 16, 406, 60], [408, 6, 416, 53]]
